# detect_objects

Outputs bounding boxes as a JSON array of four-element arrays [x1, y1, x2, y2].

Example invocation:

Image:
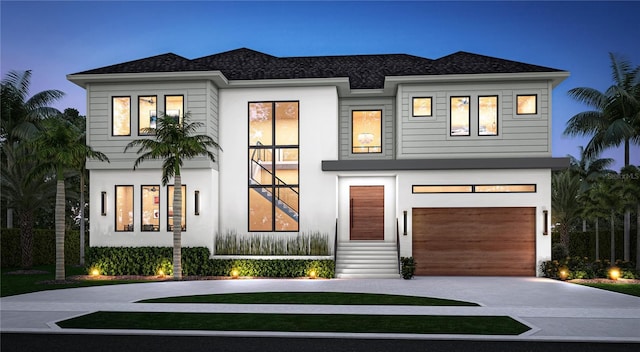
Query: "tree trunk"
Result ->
[[55, 178, 66, 281], [560, 224, 570, 255], [582, 218, 586, 232], [19, 210, 34, 269], [7, 208, 14, 228], [610, 210, 615, 263], [595, 218, 599, 261], [172, 174, 182, 280], [79, 170, 85, 266], [623, 210, 630, 261]]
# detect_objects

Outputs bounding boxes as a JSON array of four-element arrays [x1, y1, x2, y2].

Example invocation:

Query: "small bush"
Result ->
[[400, 257, 415, 280], [541, 256, 638, 280], [85, 246, 334, 278]]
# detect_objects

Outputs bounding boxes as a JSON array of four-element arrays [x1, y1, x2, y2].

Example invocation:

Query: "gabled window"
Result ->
[[352, 110, 382, 153], [249, 101, 299, 232], [112, 97, 131, 136]]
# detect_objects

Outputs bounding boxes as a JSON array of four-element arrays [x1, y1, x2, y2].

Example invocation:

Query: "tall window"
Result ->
[[138, 96, 157, 135], [115, 185, 134, 231], [450, 96, 470, 136], [141, 185, 160, 231], [167, 185, 186, 231], [165, 95, 184, 123], [352, 110, 382, 153], [112, 97, 131, 136], [249, 101, 299, 232], [478, 96, 498, 136]]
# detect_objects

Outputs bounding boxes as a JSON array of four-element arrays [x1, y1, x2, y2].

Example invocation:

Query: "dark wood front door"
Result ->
[[349, 186, 384, 240]]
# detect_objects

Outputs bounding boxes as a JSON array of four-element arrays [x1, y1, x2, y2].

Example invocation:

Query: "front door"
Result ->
[[349, 185, 384, 240]]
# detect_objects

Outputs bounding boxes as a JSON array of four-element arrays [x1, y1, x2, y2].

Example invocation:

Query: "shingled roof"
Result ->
[[74, 48, 564, 89]]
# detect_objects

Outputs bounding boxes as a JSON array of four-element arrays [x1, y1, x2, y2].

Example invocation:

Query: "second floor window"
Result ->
[[450, 97, 470, 136], [138, 96, 157, 135], [165, 95, 184, 123], [478, 96, 498, 136], [352, 110, 382, 153], [112, 97, 131, 136]]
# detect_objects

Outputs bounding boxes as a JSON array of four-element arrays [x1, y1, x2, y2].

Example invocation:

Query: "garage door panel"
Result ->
[[412, 207, 535, 276]]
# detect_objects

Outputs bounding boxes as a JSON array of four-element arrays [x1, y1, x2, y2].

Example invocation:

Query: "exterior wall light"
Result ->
[[101, 191, 107, 216], [194, 190, 200, 215], [403, 210, 408, 236], [543, 209, 549, 235]]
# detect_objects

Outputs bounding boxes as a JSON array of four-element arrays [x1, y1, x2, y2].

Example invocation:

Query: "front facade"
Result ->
[[68, 48, 569, 277]]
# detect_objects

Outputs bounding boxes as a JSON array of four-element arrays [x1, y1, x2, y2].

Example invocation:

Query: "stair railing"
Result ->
[[334, 218, 338, 263]]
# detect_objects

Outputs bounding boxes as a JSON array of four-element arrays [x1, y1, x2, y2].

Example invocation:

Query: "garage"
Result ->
[[412, 207, 536, 276]]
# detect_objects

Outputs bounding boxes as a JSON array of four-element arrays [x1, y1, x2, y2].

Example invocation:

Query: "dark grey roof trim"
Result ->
[[321, 157, 570, 171]]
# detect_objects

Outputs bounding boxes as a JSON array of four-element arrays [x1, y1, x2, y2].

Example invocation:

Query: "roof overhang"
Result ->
[[322, 157, 570, 171], [385, 71, 570, 89], [66, 71, 230, 88]]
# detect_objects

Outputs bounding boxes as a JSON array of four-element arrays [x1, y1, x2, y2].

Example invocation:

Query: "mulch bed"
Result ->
[[568, 278, 640, 284]]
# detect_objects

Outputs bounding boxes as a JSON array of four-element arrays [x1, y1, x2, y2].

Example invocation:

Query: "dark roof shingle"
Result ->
[[73, 48, 564, 89]]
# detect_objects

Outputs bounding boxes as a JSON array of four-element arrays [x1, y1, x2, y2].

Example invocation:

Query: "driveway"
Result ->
[[1, 277, 639, 341]]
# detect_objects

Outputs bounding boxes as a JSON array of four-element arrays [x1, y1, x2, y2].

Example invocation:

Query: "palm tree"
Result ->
[[125, 113, 219, 280], [564, 53, 640, 261], [551, 170, 582, 253], [567, 146, 614, 232], [31, 116, 108, 281], [583, 178, 614, 260], [0, 143, 56, 268], [620, 165, 640, 269]]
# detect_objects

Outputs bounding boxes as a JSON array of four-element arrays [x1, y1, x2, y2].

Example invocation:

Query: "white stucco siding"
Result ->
[[395, 168, 551, 275], [217, 86, 339, 239], [89, 168, 219, 252]]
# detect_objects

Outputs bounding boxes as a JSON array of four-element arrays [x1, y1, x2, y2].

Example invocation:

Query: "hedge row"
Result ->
[[555, 228, 638, 260], [1, 228, 86, 267], [541, 256, 638, 280], [87, 247, 335, 278]]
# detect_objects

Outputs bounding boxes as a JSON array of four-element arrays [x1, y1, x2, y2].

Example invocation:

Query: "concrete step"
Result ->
[[335, 241, 399, 279]]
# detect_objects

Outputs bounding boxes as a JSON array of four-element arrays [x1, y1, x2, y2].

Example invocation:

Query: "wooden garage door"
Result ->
[[412, 207, 535, 276]]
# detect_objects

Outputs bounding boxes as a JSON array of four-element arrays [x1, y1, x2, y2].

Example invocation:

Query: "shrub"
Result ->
[[1, 228, 86, 267], [540, 256, 637, 280], [85, 246, 334, 278], [400, 257, 415, 280], [214, 231, 331, 256]]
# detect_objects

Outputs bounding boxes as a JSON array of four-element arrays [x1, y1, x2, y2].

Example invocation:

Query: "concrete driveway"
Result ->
[[1, 277, 639, 341]]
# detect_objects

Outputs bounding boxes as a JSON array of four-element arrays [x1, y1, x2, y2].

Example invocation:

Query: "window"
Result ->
[[478, 96, 498, 136], [115, 185, 133, 231], [412, 97, 432, 117], [517, 95, 537, 115], [413, 184, 536, 194], [249, 101, 299, 232], [167, 185, 186, 231], [112, 97, 131, 136], [138, 96, 157, 135], [141, 185, 160, 231], [450, 97, 470, 136], [352, 110, 382, 153], [165, 95, 184, 123]]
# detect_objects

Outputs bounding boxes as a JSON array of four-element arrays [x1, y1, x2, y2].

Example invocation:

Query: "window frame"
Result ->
[[413, 184, 537, 194], [164, 95, 184, 123], [114, 185, 134, 232], [248, 101, 300, 232], [516, 94, 538, 115], [112, 96, 131, 136], [449, 96, 470, 137], [167, 185, 187, 232], [412, 97, 433, 117], [351, 109, 383, 154], [140, 185, 160, 232], [138, 95, 158, 136], [478, 95, 499, 137]]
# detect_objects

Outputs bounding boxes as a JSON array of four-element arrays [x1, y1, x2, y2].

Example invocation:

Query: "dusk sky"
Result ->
[[2, 1, 639, 169]]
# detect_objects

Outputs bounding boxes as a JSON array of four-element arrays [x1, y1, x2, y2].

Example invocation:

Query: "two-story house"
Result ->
[[67, 48, 569, 278]]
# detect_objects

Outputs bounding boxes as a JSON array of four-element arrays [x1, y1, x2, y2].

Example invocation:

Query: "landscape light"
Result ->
[[308, 270, 317, 279], [608, 267, 620, 281], [91, 268, 100, 277], [231, 269, 239, 279], [559, 269, 569, 281]]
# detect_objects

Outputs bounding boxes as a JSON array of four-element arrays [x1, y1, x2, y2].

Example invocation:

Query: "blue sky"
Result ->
[[2, 1, 639, 169]]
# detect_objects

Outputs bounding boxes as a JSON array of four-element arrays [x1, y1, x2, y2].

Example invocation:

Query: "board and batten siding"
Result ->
[[85, 80, 219, 170], [397, 81, 552, 159], [339, 98, 394, 160]]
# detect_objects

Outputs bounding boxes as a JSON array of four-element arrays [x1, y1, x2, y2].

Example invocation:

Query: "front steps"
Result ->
[[335, 241, 400, 279]]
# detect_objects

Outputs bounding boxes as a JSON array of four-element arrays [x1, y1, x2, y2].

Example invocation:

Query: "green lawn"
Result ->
[[57, 311, 529, 335], [140, 291, 478, 306], [0, 265, 146, 297], [575, 283, 640, 297]]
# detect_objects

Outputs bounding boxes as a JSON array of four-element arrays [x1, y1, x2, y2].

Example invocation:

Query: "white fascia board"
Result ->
[[66, 71, 229, 88], [385, 71, 570, 89], [226, 77, 351, 94]]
